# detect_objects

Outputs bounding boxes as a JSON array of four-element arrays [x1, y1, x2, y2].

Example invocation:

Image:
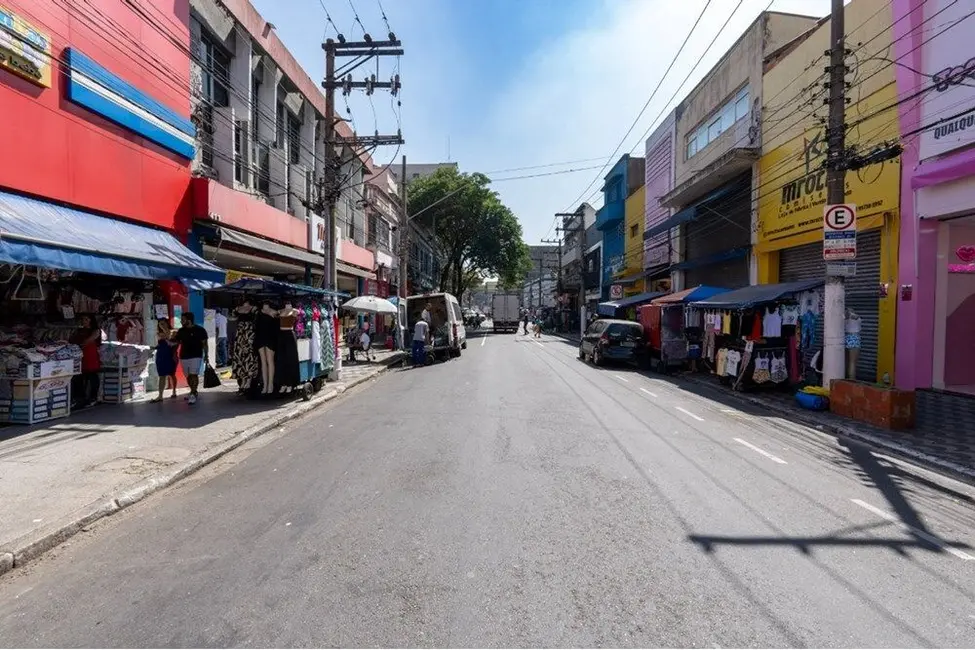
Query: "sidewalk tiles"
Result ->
[[0, 350, 405, 574]]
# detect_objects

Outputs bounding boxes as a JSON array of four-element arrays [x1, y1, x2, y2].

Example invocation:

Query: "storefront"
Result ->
[[0, 190, 225, 422], [894, 0, 975, 393], [755, 83, 901, 384]]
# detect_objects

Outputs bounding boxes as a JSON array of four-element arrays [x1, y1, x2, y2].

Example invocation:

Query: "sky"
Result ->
[[251, 0, 836, 244]]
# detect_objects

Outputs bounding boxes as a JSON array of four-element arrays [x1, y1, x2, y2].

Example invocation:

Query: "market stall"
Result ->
[[687, 280, 823, 391], [206, 278, 346, 400], [596, 291, 667, 319], [636, 285, 726, 373]]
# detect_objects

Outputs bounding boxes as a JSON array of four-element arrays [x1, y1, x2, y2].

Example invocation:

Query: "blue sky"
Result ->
[[252, 0, 836, 243]]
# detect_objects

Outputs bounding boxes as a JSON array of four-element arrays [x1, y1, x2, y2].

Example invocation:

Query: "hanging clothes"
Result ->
[[781, 304, 800, 327], [321, 311, 336, 372], [762, 306, 782, 338], [770, 353, 788, 383], [310, 319, 322, 365], [276, 312, 300, 388], [753, 354, 771, 383], [232, 311, 258, 389], [725, 349, 742, 377]]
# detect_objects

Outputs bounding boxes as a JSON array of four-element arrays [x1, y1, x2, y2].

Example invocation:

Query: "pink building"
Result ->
[[895, 0, 975, 393], [642, 111, 677, 292]]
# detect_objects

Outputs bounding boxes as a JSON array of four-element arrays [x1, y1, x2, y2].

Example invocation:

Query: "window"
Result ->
[[250, 78, 260, 141], [630, 223, 639, 238], [287, 112, 301, 165], [451, 302, 463, 321], [198, 30, 230, 107], [276, 101, 285, 148], [233, 122, 245, 184], [685, 86, 750, 159], [256, 142, 270, 196]]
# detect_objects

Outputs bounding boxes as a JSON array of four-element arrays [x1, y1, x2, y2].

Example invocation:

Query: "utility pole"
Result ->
[[823, 0, 847, 388], [320, 34, 404, 293], [556, 208, 585, 337], [398, 154, 408, 300], [541, 237, 563, 329]]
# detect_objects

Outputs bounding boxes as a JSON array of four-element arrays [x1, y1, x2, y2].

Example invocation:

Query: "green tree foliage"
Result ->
[[407, 167, 531, 297]]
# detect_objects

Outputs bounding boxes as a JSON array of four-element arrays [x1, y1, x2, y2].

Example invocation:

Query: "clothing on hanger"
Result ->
[[780, 304, 800, 326], [762, 306, 783, 338]]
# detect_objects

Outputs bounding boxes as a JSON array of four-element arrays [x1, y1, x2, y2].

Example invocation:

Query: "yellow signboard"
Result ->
[[0, 6, 51, 87], [225, 269, 270, 284], [756, 84, 900, 251]]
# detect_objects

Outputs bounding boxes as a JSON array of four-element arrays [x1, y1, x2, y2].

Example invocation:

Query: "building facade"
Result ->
[[187, 0, 375, 311], [657, 11, 818, 291], [620, 184, 647, 296], [643, 111, 677, 293], [364, 168, 400, 298], [756, 0, 899, 384], [561, 203, 597, 310], [893, 0, 975, 393], [599, 155, 645, 301]]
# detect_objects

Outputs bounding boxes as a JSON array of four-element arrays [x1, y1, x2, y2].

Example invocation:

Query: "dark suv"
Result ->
[[578, 319, 647, 367]]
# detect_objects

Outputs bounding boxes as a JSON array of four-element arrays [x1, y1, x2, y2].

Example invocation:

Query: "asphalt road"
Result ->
[[2, 330, 975, 647]]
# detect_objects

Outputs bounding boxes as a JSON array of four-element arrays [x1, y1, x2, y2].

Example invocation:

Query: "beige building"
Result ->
[[655, 11, 820, 289]]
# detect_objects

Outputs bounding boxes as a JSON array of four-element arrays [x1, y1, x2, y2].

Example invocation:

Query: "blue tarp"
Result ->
[[207, 277, 348, 298], [689, 279, 824, 309], [0, 190, 225, 285], [652, 285, 728, 304], [598, 290, 666, 315]]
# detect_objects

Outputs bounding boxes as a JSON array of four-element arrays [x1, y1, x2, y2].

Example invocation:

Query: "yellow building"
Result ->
[[618, 185, 647, 296], [756, 0, 899, 383]]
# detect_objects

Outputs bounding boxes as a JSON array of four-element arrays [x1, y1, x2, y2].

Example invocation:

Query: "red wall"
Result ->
[[193, 178, 308, 249], [0, 0, 194, 233]]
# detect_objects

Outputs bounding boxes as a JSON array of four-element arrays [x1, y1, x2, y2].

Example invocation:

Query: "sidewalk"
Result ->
[[0, 349, 404, 575], [551, 331, 975, 484]]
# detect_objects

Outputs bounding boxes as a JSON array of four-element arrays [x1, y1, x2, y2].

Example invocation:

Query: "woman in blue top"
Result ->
[[152, 320, 179, 402]]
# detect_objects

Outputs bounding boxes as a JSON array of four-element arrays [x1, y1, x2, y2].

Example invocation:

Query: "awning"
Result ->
[[217, 226, 323, 266], [207, 277, 347, 298], [336, 261, 374, 279], [597, 290, 666, 315], [0, 190, 225, 284], [690, 279, 824, 309], [651, 285, 727, 304], [672, 246, 749, 271], [613, 269, 648, 285], [643, 184, 737, 241]]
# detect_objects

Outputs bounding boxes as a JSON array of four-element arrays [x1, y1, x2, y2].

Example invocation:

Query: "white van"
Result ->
[[406, 292, 467, 359]]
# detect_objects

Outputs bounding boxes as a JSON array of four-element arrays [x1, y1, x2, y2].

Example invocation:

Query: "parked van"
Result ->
[[405, 292, 467, 360]]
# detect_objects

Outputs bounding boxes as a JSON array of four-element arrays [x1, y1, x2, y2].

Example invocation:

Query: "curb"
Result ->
[[0, 353, 404, 577], [679, 374, 975, 488]]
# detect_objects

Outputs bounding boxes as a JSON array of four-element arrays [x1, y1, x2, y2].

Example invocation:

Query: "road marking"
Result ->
[[639, 387, 658, 398], [481, 336, 486, 346], [733, 438, 787, 464], [614, 374, 630, 383], [533, 341, 544, 348], [675, 406, 705, 421], [851, 499, 975, 561]]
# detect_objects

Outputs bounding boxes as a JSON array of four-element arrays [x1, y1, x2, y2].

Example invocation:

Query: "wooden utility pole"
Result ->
[[398, 154, 408, 299], [320, 35, 404, 292], [823, 0, 847, 387]]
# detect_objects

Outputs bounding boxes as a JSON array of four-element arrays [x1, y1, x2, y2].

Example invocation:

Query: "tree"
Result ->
[[407, 167, 532, 297]]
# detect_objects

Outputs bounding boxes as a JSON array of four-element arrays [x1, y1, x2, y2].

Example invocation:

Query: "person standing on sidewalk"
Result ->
[[70, 315, 102, 409], [151, 320, 179, 403], [215, 309, 228, 368], [522, 311, 529, 336], [174, 312, 208, 405]]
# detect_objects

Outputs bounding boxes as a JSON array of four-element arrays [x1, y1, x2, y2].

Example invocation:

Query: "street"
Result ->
[[1, 330, 974, 648]]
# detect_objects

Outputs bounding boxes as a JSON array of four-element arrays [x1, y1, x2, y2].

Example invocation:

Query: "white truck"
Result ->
[[491, 293, 521, 333]]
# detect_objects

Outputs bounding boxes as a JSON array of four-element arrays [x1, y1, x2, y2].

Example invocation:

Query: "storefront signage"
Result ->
[[39, 360, 74, 379], [948, 245, 975, 273], [35, 377, 70, 393], [826, 262, 857, 277], [225, 269, 268, 284], [918, 0, 975, 160], [0, 6, 51, 87], [823, 203, 857, 261], [756, 84, 900, 249], [64, 48, 196, 160]]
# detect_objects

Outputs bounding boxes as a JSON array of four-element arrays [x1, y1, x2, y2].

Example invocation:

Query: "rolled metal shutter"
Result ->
[[778, 231, 881, 382], [684, 174, 751, 289]]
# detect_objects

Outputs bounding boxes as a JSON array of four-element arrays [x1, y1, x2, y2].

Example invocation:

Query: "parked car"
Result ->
[[578, 319, 647, 367]]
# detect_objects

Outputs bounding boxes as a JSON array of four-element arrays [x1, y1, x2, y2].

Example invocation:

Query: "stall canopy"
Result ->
[[651, 285, 726, 304], [216, 225, 324, 267], [597, 291, 666, 316], [0, 190, 225, 286], [207, 278, 348, 298], [689, 279, 823, 309]]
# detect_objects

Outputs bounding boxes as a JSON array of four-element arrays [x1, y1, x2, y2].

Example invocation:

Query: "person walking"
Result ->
[[174, 312, 208, 405], [522, 311, 530, 336], [412, 314, 430, 367], [215, 309, 228, 367], [151, 320, 178, 402]]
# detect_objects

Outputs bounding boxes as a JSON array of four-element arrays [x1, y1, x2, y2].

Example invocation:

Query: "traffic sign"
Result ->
[[609, 284, 623, 299], [823, 203, 857, 261]]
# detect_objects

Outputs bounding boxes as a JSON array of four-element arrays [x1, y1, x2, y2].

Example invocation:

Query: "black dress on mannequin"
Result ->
[[275, 309, 300, 388]]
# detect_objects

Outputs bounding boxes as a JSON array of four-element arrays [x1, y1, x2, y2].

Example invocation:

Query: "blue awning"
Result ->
[[0, 191, 225, 285], [690, 279, 824, 309], [207, 277, 348, 298], [598, 290, 666, 315], [672, 246, 749, 271], [643, 183, 737, 241]]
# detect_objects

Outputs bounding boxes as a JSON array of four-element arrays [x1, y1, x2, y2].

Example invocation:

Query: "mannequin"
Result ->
[[844, 308, 861, 379], [276, 301, 300, 392], [256, 301, 278, 394], [233, 299, 259, 392]]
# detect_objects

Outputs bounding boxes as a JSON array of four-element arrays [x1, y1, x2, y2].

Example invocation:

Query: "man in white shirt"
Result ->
[[412, 315, 431, 367], [359, 329, 373, 362], [215, 310, 229, 367]]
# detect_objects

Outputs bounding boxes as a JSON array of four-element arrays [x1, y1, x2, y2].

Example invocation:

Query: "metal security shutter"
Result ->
[[684, 174, 751, 289], [778, 231, 881, 382]]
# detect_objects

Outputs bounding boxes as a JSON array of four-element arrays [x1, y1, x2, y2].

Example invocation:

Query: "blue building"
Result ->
[[596, 155, 645, 300]]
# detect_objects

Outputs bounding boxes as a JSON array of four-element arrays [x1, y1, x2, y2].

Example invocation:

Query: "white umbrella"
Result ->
[[342, 295, 398, 315]]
